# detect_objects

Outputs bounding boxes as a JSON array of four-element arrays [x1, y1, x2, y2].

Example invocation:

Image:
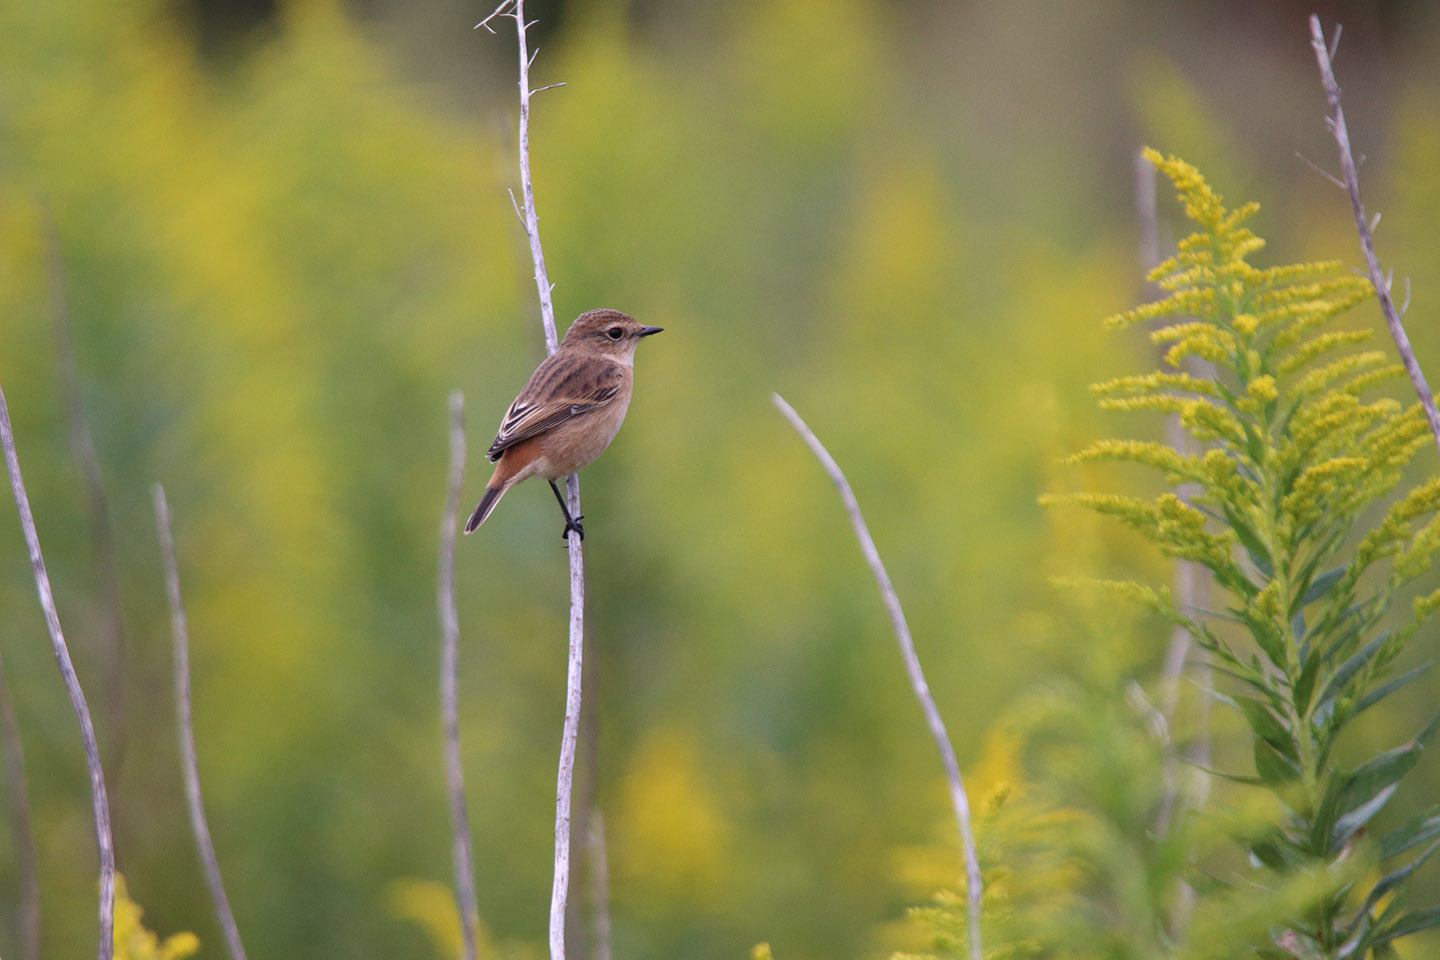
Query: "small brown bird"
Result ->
[[465, 308, 662, 540]]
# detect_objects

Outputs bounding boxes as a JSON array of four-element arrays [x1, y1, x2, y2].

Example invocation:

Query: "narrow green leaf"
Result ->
[[1416, 711, 1440, 746], [1250, 836, 1310, 872], [1248, 616, 1288, 669], [1313, 773, 1347, 857], [1379, 805, 1440, 860], [1339, 912, 1374, 959], [1355, 662, 1434, 718], [1338, 743, 1423, 822], [1254, 737, 1302, 785], [1361, 840, 1440, 918], [1298, 565, 1347, 611], [1294, 648, 1322, 716], [1236, 696, 1296, 760], [1206, 663, 1284, 704], [1186, 758, 1263, 785], [1333, 782, 1400, 852], [1374, 905, 1440, 944], [1315, 632, 1390, 720]]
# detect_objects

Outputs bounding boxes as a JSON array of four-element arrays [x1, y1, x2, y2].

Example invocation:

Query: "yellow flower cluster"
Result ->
[[1053, 149, 1440, 665]]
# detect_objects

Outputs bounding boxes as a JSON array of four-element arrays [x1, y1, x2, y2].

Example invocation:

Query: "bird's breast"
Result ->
[[533, 393, 632, 478]]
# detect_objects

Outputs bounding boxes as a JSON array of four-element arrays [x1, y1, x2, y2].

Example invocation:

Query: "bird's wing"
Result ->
[[487, 359, 623, 461]]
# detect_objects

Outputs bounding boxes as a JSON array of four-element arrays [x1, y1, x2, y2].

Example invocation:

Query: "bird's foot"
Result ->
[[561, 515, 586, 543]]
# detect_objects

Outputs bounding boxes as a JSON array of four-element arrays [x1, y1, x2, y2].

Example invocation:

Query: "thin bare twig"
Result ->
[[551, 466, 587, 960], [0, 381, 114, 959], [439, 393, 480, 960], [42, 202, 127, 774], [152, 484, 247, 960], [482, 4, 586, 958], [1308, 14, 1440, 459], [0, 648, 40, 960], [771, 393, 982, 960]]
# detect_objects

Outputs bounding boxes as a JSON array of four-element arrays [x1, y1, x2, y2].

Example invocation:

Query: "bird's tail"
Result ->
[[464, 485, 505, 534]]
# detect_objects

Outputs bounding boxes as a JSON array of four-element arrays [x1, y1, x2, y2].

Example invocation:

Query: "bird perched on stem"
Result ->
[[466, 308, 662, 540]]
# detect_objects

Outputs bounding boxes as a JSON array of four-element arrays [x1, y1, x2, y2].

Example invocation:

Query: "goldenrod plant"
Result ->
[[1049, 150, 1440, 958]]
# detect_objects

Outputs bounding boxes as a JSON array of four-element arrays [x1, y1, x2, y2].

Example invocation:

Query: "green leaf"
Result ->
[[1294, 648, 1323, 716], [1373, 905, 1440, 945], [1313, 773, 1347, 856], [1254, 737, 1302, 785], [1357, 840, 1440, 923], [1379, 805, 1440, 860], [1207, 663, 1284, 704], [1186, 758, 1263, 785], [1315, 632, 1390, 722], [1295, 565, 1346, 614], [1336, 743, 1425, 829], [1355, 662, 1434, 718], [1332, 782, 1400, 852], [1246, 613, 1289, 669], [1235, 696, 1296, 760], [1250, 835, 1311, 872]]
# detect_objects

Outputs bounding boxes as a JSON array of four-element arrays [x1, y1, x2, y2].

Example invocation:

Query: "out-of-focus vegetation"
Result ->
[[1, 1, 1438, 958]]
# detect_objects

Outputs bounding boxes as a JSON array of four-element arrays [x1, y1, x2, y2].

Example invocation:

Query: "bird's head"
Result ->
[[561, 309, 663, 361]]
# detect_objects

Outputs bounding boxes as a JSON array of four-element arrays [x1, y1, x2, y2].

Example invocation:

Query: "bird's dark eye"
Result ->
[[606, 326, 624, 340]]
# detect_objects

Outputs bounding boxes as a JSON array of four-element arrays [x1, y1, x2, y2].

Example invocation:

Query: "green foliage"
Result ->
[[1052, 150, 1440, 957]]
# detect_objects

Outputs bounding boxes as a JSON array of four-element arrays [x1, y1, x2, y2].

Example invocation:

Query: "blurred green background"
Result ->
[[2, 0, 1439, 957]]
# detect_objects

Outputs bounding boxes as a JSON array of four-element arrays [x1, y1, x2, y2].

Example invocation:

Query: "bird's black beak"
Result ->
[[638, 326, 664, 337]]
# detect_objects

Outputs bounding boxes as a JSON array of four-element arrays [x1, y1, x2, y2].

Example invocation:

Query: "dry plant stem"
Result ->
[[1309, 14, 1440, 459], [0, 648, 41, 960], [438, 393, 481, 960], [152, 484, 247, 960], [567, 650, 602, 960], [480, 4, 586, 957], [588, 810, 613, 960], [771, 393, 982, 960], [552, 466, 586, 960], [0, 382, 114, 960], [42, 204, 127, 772]]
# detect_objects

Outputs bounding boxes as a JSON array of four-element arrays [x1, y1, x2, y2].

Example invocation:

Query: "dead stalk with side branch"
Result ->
[[1308, 14, 1440, 458], [477, 3, 587, 957], [0, 381, 115, 960], [439, 392, 481, 960], [771, 393, 983, 960], [152, 484, 248, 960]]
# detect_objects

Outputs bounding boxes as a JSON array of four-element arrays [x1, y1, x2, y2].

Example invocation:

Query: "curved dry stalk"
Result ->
[[152, 484, 247, 960], [438, 392, 481, 960], [0, 647, 40, 960], [42, 204, 127, 773], [771, 393, 982, 960], [478, 3, 587, 957], [1308, 14, 1440, 459], [0, 381, 115, 960]]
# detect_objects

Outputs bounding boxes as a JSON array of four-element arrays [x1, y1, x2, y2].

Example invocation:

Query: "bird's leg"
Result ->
[[548, 478, 585, 542]]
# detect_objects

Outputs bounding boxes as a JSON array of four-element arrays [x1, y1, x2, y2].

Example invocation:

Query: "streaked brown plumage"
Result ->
[[465, 309, 662, 539]]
